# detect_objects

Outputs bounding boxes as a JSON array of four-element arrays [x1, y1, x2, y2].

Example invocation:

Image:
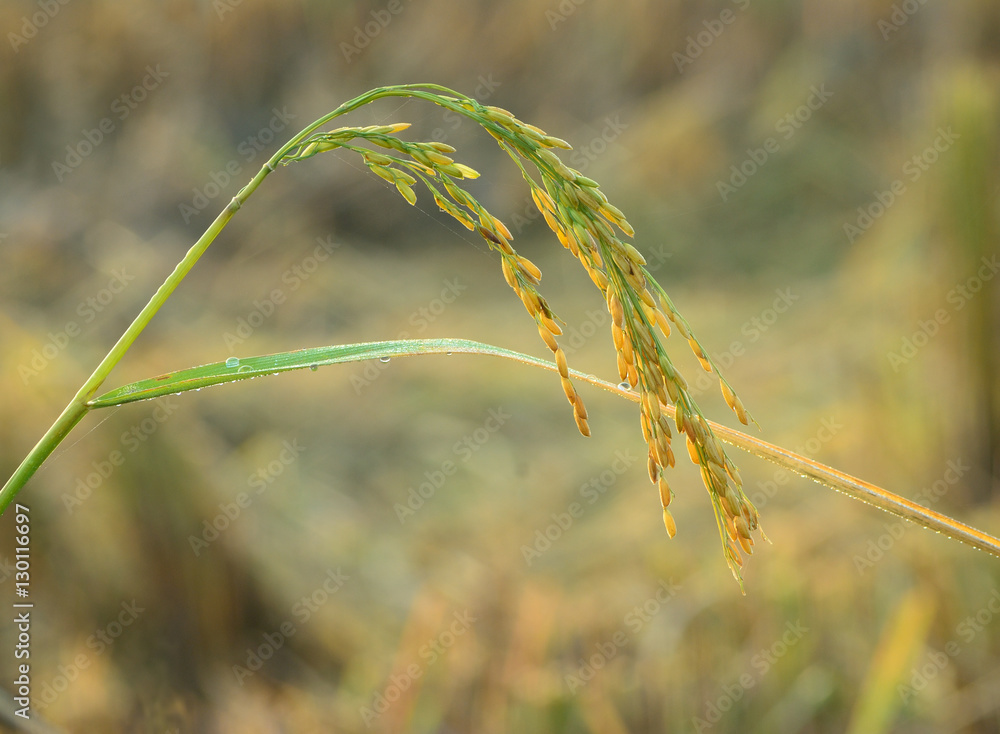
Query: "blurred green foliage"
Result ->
[[1, 0, 999, 732]]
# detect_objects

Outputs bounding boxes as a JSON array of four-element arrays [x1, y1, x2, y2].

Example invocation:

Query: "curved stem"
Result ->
[[0, 195, 250, 513], [0, 85, 486, 511], [0, 87, 409, 511]]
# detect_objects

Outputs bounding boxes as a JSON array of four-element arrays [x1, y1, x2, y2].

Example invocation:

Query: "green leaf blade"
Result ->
[[86, 338, 547, 408]]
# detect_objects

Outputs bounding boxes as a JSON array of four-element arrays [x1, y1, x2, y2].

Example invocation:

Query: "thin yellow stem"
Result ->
[[563, 369, 1000, 560]]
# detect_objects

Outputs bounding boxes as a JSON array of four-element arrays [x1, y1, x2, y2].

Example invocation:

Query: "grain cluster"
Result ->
[[282, 92, 765, 584]]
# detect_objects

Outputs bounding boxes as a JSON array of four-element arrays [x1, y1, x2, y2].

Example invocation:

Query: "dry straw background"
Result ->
[[1, 1, 999, 732]]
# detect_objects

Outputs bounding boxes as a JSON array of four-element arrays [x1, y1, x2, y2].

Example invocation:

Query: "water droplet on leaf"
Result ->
[[226, 357, 239, 368], [237, 365, 252, 373], [379, 357, 391, 363], [309, 364, 318, 372], [618, 381, 631, 391]]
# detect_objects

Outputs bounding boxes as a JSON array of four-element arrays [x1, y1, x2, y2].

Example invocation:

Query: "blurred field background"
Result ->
[[1, 0, 1000, 732]]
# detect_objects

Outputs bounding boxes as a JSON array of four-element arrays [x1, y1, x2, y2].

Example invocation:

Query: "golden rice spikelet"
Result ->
[[612, 323, 625, 351], [626, 363, 639, 388], [427, 141, 457, 153], [518, 256, 542, 282], [531, 187, 557, 215], [483, 104, 516, 122], [555, 349, 569, 378], [493, 216, 514, 241], [541, 135, 573, 149], [452, 163, 480, 179], [501, 258, 518, 289], [685, 437, 700, 465], [422, 149, 455, 167], [662, 509, 677, 539], [720, 483, 741, 518], [658, 476, 672, 508], [620, 335, 635, 368], [537, 323, 559, 352], [688, 338, 712, 373], [540, 313, 561, 336], [648, 455, 660, 483], [395, 180, 417, 205], [541, 207, 563, 236], [674, 401, 687, 435], [608, 293, 625, 328], [617, 352, 629, 382]]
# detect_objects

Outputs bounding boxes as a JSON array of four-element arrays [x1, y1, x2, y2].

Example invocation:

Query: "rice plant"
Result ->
[[3, 83, 997, 589]]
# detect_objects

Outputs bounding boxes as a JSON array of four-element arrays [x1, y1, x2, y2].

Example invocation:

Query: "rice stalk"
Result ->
[[277, 87, 763, 585]]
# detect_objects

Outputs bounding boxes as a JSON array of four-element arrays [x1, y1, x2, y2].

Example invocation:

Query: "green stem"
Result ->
[[0, 84, 495, 512], [0, 194, 249, 513], [0, 92, 401, 512]]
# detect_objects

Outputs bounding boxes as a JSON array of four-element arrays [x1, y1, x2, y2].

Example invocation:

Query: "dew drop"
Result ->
[[618, 380, 631, 391], [237, 365, 252, 373], [309, 364, 318, 372], [379, 357, 391, 363], [446, 352, 453, 356], [226, 357, 240, 368]]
